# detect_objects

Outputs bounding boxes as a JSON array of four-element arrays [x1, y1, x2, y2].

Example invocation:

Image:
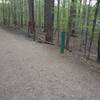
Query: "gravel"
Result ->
[[0, 27, 100, 100]]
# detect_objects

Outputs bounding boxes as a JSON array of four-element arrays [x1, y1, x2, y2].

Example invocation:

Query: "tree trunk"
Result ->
[[8, 0, 11, 25], [20, 0, 24, 27], [13, 0, 17, 25], [70, 0, 77, 37], [88, 0, 100, 59], [2, 0, 5, 24], [28, 0, 34, 23], [44, 0, 54, 42], [28, 0, 35, 40], [66, 0, 77, 49], [98, 33, 100, 62], [57, 0, 60, 31], [56, 0, 60, 45], [84, 0, 92, 56]]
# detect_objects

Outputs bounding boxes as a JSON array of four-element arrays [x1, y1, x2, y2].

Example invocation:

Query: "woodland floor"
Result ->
[[0, 27, 100, 100]]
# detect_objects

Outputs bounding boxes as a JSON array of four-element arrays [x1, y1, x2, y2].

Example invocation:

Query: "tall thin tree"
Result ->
[[28, 0, 35, 40], [44, 0, 54, 42], [88, 0, 100, 59]]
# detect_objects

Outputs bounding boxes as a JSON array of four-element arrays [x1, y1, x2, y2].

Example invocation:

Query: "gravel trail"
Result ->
[[0, 27, 100, 100]]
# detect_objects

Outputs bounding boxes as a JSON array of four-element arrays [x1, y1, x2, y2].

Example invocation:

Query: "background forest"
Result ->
[[0, 0, 100, 62]]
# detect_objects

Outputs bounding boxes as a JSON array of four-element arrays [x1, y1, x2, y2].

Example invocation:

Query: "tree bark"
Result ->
[[88, 0, 100, 59], [84, 0, 92, 56], [56, 0, 60, 45], [44, 0, 54, 42], [13, 0, 17, 25], [28, 0, 34, 23], [28, 0, 35, 40], [66, 0, 77, 49], [20, 0, 24, 27], [98, 33, 100, 62]]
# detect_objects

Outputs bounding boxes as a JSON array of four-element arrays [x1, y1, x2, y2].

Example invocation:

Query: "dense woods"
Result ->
[[0, 0, 100, 62]]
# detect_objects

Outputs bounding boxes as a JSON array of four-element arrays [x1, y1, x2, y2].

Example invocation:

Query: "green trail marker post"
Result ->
[[60, 32, 65, 53]]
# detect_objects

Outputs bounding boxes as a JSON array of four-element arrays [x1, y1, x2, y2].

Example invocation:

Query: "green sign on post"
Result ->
[[60, 32, 65, 53]]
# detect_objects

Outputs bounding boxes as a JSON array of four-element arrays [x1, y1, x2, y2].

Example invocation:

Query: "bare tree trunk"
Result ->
[[80, 0, 87, 50], [66, 0, 77, 49], [28, 0, 34, 24], [56, 0, 60, 45], [84, 0, 92, 56], [98, 33, 100, 62], [70, 0, 77, 37], [20, 0, 24, 27], [8, 0, 11, 25], [13, 0, 17, 26], [28, 0, 35, 40], [2, 0, 5, 24], [88, 0, 100, 59], [44, 0, 54, 42], [57, 0, 60, 31]]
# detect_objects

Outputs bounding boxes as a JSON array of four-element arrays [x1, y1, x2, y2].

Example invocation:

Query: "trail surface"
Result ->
[[0, 27, 100, 100]]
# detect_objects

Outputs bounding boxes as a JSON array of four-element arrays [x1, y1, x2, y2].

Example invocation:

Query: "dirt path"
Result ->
[[0, 27, 100, 100]]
